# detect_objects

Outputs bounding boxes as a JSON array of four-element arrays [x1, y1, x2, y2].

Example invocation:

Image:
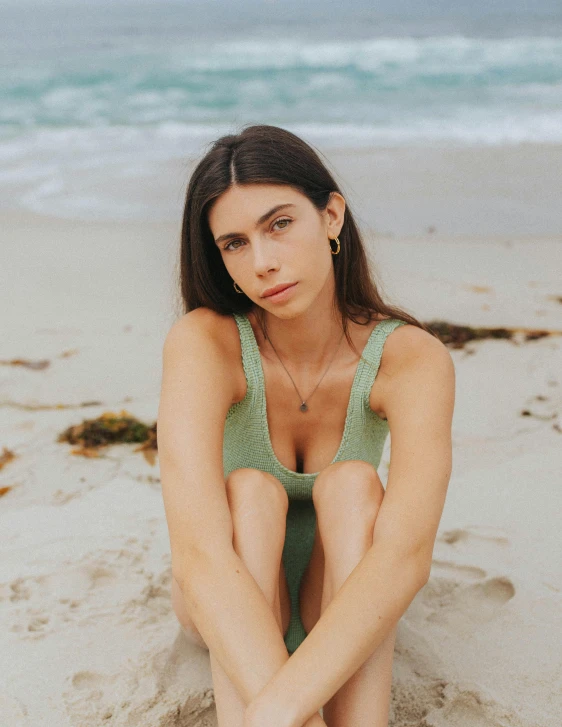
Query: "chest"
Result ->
[[253, 355, 387, 475]]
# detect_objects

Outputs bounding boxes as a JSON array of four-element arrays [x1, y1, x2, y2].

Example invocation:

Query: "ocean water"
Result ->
[[2, 0, 562, 220]]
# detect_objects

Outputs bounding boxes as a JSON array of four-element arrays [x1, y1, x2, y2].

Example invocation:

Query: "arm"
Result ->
[[157, 310, 327, 723], [184, 550, 326, 726], [249, 325, 456, 727]]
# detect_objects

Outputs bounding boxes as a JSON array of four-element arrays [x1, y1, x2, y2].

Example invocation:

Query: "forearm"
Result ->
[[255, 540, 429, 727], [178, 547, 326, 724]]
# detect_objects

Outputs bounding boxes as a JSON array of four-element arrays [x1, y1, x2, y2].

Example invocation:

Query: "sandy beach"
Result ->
[[1, 143, 561, 726]]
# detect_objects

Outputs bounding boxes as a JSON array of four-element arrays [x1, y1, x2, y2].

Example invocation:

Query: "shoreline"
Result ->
[[1, 140, 561, 236]]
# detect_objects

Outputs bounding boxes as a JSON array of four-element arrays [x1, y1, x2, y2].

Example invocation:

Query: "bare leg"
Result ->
[[208, 469, 291, 727], [314, 464, 397, 727], [173, 575, 288, 727]]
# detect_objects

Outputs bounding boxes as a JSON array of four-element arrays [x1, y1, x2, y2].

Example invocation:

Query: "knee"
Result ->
[[225, 468, 289, 515], [312, 460, 384, 515]]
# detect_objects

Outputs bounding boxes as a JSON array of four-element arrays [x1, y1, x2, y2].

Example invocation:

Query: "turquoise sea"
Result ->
[[2, 0, 561, 219]]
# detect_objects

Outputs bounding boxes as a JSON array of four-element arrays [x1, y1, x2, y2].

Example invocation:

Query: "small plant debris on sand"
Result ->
[[426, 320, 554, 349], [0, 358, 50, 369], [0, 446, 16, 470], [58, 410, 157, 464], [0, 448, 16, 497]]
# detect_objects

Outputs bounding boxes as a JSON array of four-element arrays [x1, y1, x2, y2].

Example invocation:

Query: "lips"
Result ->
[[262, 282, 296, 298]]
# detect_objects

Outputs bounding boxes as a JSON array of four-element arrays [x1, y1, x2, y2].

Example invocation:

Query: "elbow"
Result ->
[[417, 560, 431, 589], [395, 547, 430, 593], [398, 536, 432, 589], [172, 539, 236, 595], [411, 546, 432, 589], [398, 532, 434, 588], [171, 548, 203, 594], [376, 536, 432, 591]]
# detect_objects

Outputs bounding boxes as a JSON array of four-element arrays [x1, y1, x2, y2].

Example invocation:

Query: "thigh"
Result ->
[[173, 467, 293, 646], [299, 461, 384, 634]]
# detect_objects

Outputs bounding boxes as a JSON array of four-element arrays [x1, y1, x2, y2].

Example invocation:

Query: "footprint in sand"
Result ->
[[419, 525, 516, 631], [421, 574, 515, 630], [64, 644, 217, 727], [64, 671, 118, 725], [421, 681, 527, 727], [390, 622, 520, 726], [390, 676, 448, 726], [2, 548, 148, 638], [438, 525, 510, 547], [0, 577, 32, 603], [391, 525, 521, 725], [3, 568, 90, 638], [391, 606, 520, 727], [120, 566, 173, 626], [0, 691, 29, 723], [0, 574, 55, 639], [430, 559, 487, 580]]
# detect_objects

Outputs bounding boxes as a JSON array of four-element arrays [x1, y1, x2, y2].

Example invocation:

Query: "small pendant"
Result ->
[[300, 402, 308, 412]]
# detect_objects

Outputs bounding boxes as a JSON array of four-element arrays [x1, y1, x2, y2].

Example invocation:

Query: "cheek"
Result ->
[[306, 244, 332, 274], [220, 255, 236, 275]]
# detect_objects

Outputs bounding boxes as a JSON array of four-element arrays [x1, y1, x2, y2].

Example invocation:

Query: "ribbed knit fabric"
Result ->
[[223, 312, 409, 654]]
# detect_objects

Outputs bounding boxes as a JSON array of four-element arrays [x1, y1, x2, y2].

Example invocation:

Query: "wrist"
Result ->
[[247, 687, 298, 727]]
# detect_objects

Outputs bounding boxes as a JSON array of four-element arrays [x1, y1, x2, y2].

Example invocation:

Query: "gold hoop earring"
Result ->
[[330, 236, 341, 255], [233, 281, 244, 294]]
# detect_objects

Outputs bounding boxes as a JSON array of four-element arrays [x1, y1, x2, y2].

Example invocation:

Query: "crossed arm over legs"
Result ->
[[173, 460, 405, 727]]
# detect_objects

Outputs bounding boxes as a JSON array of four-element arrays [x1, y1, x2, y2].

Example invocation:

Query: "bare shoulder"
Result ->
[[165, 307, 235, 354], [165, 306, 224, 340], [379, 322, 452, 375], [164, 307, 245, 405], [370, 322, 454, 417]]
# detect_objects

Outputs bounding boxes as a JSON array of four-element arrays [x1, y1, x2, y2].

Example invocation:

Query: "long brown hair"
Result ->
[[176, 123, 434, 358]]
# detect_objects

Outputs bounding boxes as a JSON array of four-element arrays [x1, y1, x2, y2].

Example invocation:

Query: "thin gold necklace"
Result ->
[[260, 324, 346, 412]]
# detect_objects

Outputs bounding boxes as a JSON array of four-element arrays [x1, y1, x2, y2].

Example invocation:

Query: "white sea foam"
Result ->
[[2, 14, 562, 219]]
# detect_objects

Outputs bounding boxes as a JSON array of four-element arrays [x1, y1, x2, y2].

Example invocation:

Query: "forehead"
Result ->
[[209, 184, 303, 224]]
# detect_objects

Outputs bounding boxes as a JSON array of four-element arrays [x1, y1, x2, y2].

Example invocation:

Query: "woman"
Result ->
[[157, 124, 455, 727]]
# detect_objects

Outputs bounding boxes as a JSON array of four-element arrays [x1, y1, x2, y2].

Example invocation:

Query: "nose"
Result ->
[[252, 238, 280, 276]]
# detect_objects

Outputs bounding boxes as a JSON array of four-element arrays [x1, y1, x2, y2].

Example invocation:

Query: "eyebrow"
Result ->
[[213, 203, 297, 246]]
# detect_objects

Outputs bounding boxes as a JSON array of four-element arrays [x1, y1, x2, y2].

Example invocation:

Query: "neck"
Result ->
[[254, 305, 347, 372]]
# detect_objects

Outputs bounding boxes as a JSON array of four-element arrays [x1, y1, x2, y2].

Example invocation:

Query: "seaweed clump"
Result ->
[[425, 320, 553, 349], [58, 410, 157, 464]]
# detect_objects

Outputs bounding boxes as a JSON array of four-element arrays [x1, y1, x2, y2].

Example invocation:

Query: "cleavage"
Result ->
[[262, 356, 355, 475]]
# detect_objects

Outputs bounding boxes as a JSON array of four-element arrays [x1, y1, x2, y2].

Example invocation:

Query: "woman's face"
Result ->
[[208, 183, 345, 317]]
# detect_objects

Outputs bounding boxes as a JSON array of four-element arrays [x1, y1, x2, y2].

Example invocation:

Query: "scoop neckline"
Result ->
[[240, 313, 394, 479]]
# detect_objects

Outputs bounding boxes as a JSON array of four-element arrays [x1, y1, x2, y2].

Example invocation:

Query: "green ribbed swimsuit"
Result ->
[[223, 312, 408, 654]]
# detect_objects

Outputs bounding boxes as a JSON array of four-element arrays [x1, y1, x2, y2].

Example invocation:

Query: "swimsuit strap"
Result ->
[[354, 318, 410, 410], [232, 312, 261, 406]]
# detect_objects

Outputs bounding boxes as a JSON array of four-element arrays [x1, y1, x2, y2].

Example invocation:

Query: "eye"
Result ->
[[273, 217, 292, 231], [222, 217, 292, 251], [223, 239, 245, 252]]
